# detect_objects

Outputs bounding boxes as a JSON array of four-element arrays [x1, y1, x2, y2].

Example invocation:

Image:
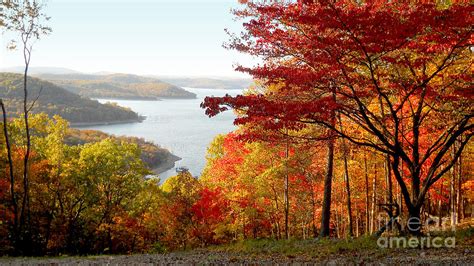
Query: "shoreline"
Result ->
[[94, 95, 197, 101], [152, 155, 182, 175], [70, 118, 145, 128], [98, 97, 162, 101], [70, 117, 182, 177]]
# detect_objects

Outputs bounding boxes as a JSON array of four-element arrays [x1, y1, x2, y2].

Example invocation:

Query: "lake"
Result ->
[[80, 88, 241, 181]]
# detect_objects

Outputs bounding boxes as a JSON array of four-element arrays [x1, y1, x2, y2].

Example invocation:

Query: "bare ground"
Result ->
[[0, 247, 472, 265]]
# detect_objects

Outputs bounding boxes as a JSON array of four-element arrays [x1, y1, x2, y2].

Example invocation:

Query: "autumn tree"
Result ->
[[202, 0, 473, 235], [77, 139, 149, 253], [160, 171, 201, 249], [2, 0, 51, 253]]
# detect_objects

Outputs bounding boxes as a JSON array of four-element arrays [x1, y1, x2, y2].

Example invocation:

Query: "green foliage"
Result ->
[[66, 128, 179, 171], [454, 226, 474, 244], [0, 114, 160, 255], [0, 73, 141, 124], [151, 242, 168, 254], [212, 236, 379, 257], [161, 171, 200, 195]]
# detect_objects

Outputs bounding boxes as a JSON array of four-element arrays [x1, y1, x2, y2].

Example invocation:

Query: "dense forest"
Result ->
[[200, 0, 473, 238], [0, 113, 471, 255], [0, 114, 152, 254], [66, 128, 180, 172], [0, 73, 143, 125], [39, 73, 197, 100], [0, 0, 472, 261]]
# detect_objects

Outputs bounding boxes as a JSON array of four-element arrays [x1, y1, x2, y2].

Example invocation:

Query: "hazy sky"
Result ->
[[0, 0, 255, 77]]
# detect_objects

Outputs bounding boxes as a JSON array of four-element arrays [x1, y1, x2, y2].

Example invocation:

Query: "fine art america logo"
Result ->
[[376, 216, 456, 249]]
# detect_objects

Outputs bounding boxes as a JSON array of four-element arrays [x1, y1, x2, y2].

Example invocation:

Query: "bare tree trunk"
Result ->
[[438, 181, 443, 227], [17, 55, 33, 255], [385, 155, 393, 205], [309, 175, 318, 238], [355, 209, 359, 237], [0, 100, 19, 241], [379, 96, 393, 221], [364, 154, 370, 235], [21, 63, 31, 227], [284, 136, 290, 239], [370, 162, 377, 234], [438, 203, 443, 227], [340, 203, 345, 237], [271, 186, 281, 239], [456, 141, 463, 222], [320, 136, 334, 237], [342, 141, 353, 237], [450, 145, 457, 227], [338, 115, 353, 237], [334, 204, 339, 238]]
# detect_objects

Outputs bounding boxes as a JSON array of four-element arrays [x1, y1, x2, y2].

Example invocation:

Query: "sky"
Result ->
[[0, 0, 256, 77]]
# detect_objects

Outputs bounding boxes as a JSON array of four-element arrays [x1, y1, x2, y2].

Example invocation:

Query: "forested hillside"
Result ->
[[1, 0, 473, 263], [39, 73, 197, 99], [0, 73, 142, 125], [66, 128, 181, 172]]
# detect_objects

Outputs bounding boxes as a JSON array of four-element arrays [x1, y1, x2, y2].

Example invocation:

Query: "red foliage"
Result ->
[[201, 0, 473, 216], [191, 187, 230, 244], [192, 187, 229, 222]]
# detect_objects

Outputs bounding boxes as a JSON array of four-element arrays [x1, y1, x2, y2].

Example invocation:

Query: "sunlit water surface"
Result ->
[[79, 88, 241, 181]]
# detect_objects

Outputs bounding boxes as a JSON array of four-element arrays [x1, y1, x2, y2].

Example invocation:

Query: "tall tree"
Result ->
[[0, 100, 17, 236], [2, 0, 51, 253], [320, 135, 334, 237], [364, 153, 370, 234], [338, 116, 353, 237], [202, 0, 473, 234]]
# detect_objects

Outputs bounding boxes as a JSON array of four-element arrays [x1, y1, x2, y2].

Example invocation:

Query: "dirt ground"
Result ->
[[0, 246, 472, 265]]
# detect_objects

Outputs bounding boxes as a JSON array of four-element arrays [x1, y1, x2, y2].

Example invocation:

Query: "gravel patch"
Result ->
[[0, 247, 472, 265]]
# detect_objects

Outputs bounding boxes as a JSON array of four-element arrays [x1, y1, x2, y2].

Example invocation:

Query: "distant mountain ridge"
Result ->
[[1, 66, 81, 75], [157, 76, 252, 90], [38, 73, 197, 100], [2, 66, 251, 92], [0, 73, 143, 125]]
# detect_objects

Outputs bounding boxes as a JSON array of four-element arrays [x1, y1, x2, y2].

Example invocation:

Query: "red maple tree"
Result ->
[[202, 0, 473, 234]]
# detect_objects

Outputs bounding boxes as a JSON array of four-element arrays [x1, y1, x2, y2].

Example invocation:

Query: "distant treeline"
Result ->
[[39, 73, 197, 99], [159, 77, 252, 90], [0, 73, 142, 124]]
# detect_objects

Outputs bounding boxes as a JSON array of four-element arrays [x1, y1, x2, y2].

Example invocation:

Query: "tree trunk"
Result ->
[[310, 177, 318, 238], [271, 186, 281, 239], [342, 140, 353, 237], [438, 179, 444, 227], [450, 145, 457, 226], [407, 205, 422, 235], [338, 115, 353, 237], [364, 154, 370, 235], [319, 137, 334, 237], [0, 100, 19, 248], [355, 209, 359, 237], [334, 203, 340, 238], [385, 155, 393, 206], [370, 162, 377, 234], [284, 137, 290, 239], [20, 64, 32, 255], [456, 144, 463, 222], [397, 158, 404, 214]]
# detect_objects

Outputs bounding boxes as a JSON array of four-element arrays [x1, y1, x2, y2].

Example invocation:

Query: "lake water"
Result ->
[[81, 88, 241, 181]]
